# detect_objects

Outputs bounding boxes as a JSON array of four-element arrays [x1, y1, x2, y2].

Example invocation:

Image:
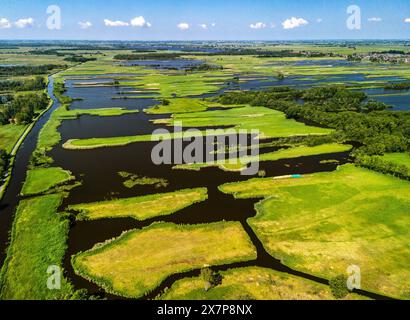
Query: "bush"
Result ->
[[200, 268, 223, 291], [355, 154, 410, 180], [0, 148, 8, 177], [329, 274, 350, 299]]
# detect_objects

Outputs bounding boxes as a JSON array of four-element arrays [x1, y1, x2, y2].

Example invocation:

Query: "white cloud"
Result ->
[[14, 18, 34, 29], [405, 18, 410, 23], [0, 18, 11, 29], [130, 16, 151, 28], [282, 17, 308, 29], [368, 17, 382, 22], [316, 18, 323, 23], [199, 23, 216, 29], [177, 22, 189, 30], [104, 19, 129, 27], [78, 21, 92, 29], [250, 22, 266, 29]]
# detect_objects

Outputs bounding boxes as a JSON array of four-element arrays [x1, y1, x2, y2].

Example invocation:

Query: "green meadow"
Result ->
[[219, 164, 410, 299], [72, 222, 257, 298], [156, 105, 331, 138], [160, 267, 367, 300], [0, 194, 73, 300], [21, 167, 74, 196], [0, 124, 27, 153], [146, 98, 237, 114], [69, 188, 208, 221], [380, 152, 410, 171], [174, 143, 352, 172]]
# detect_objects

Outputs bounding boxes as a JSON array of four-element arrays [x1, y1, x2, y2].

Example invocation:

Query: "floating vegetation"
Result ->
[[118, 171, 169, 189]]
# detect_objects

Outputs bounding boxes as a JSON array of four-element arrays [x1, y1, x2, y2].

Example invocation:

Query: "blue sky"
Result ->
[[0, 0, 409, 40]]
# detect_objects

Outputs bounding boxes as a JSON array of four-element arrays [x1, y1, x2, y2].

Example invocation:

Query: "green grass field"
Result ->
[[57, 108, 139, 120], [156, 105, 331, 138], [0, 194, 73, 299], [69, 188, 208, 221], [120, 72, 230, 98], [72, 222, 257, 298], [21, 167, 74, 196], [380, 152, 410, 171], [62, 130, 215, 149], [174, 143, 351, 172], [219, 164, 410, 299], [160, 267, 367, 300], [0, 124, 27, 153], [146, 98, 243, 114], [146, 98, 209, 114]]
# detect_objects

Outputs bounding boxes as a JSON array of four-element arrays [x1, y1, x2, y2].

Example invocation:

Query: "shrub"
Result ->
[[200, 268, 223, 292], [329, 274, 349, 299]]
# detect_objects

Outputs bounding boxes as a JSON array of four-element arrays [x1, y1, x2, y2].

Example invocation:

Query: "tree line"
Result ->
[[0, 64, 63, 76], [0, 92, 49, 125], [354, 154, 410, 180], [0, 76, 46, 92], [0, 149, 7, 178], [114, 52, 182, 60], [384, 82, 410, 90], [63, 55, 97, 63]]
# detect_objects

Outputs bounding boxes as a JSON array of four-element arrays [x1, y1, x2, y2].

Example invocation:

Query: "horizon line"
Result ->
[[0, 38, 409, 42]]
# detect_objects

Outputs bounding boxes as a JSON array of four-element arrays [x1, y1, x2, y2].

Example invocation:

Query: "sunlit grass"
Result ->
[[72, 222, 257, 298]]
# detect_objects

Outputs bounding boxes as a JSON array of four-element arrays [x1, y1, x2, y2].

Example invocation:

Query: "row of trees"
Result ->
[[384, 82, 410, 90], [63, 55, 97, 63], [0, 92, 49, 125], [0, 76, 46, 92], [0, 149, 7, 178], [113, 52, 182, 60], [0, 64, 62, 76], [355, 154, 410, 180], [186, 63, 223, 72]]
